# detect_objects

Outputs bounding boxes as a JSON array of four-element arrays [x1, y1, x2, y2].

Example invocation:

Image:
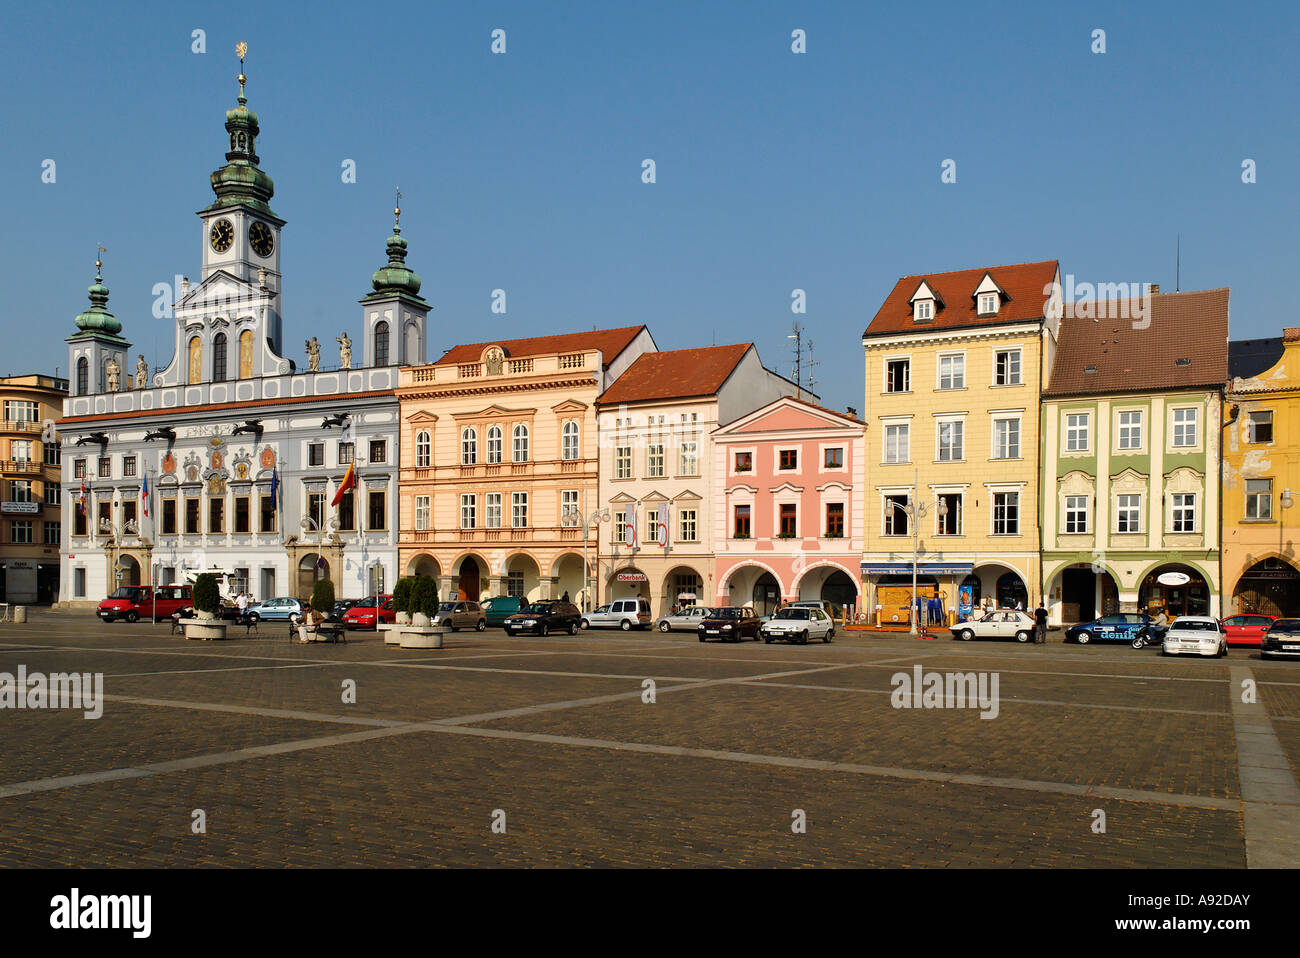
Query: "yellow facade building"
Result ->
[[1223, 327, 1300, 616], [861, 260, 1062, 624]]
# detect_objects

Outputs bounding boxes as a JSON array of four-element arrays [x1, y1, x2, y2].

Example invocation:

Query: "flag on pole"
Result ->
[[78, 475, 87, 516], [270, 466, 280, 513], [657, 501, 670, 548], [140, 473, 150, 519], [625, 502, 638, 549], [331, 459, 356, 508]]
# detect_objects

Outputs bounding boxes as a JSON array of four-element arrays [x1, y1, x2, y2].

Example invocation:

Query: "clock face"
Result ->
[[249, 221, 274, 257], [209, 218, 234, 253]]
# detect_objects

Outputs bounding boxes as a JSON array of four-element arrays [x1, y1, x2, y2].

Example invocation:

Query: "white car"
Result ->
[[654, 606, 713, 632], [581, 597, 652, 631], [950, 609, 1037, 643], [761, 607, 835, 644], [1162, 615, 1227, 657]]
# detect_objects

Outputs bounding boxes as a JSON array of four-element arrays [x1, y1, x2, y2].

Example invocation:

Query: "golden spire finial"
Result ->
[[95, 243, 106, 278], [394, 186, 402, 227], [236, 42, 248, 102]]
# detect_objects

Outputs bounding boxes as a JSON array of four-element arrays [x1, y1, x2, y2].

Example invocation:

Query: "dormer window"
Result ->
[[974, 272, 1005, 317], [914, 299, 934, 323], [978, 292, 998, 316]]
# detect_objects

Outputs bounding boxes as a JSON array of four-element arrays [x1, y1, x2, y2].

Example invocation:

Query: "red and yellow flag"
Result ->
[[331, 460, 356, 507]]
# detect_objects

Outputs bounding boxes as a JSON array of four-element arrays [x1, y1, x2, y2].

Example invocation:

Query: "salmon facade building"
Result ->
[[396, 326, 655, 605]]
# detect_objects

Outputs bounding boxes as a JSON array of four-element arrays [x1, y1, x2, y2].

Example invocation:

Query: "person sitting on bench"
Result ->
[[298, 603, 326, 643]]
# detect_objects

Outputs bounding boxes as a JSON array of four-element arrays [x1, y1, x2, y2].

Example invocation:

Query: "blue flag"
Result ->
[[270, 467, 280, 512]]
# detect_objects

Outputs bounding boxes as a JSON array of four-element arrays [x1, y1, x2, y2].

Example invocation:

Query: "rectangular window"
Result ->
[[993, 418, 1020, 459], [938, 353, 965, 390], [915, 300, 933, 322], [886, 358, 910, 393], [43, 521, 60, 546], [561, 489, 580, 525], [1245, 479, 1272, 520], [122, 500, 136, 527], [511, 492, 528, 528], [460, 494, 477, 529], [883, 494, 910, 536], [1247, 410, 1273, 444], [679, 508, 698, 542], [162, 498, 177, 535], [97, 456, 111, 478], [486, 493, 502, 529], [1116, 493, 1142, 533], [309, 492, 325, 531], [679, 441, 698, 476], [992, 492, 1020, 535], [779, 503, 797, 537], [11, 440, 32, 464], [1117, 410, 1143, 451], [43, 443, 60, 466], [122, 456, 137, 478], [884, 423, 909, 463], [506, 572, 525, 598], [369, 440, 386, 464], [97, 500, 111, 532], [779, 449, 798, 470], [646, 444, 664, 478], [1171, 493, 1196, 533], [1065, 412, 1090, 452], [614, 510, 626, 544], [338, 442, 354, 465], [995, 349, 1022, 385], [979, 292, 998, 315], [308, 443, 324, 467], [937, 493, 961, 535], [74, 507, 87, 537], [4, 400, 38, 422], [259, 494, 276, 533], [184, 498, 200, 535], [937, 420, 964, 462], [734, 451, 752, 472], [10, 520, 32, 544], [615, 446, 632, 479], [336, 491, 354, 531], [367, 490, 386, 530], [10, 480, 31, 503], [73, 459, 86, 479], [43, 482, 60, 505], [1064, 495, 1089, 534], [74, 567, 86, 598], [234, 496, 250, 533], [825, 502, 844, 537], [824, 447, 843, 469], [1172, 407, 1198, 447], [415, 495, 431, 531], [733, 504, 751, 538], [208, 497, 224, 534]]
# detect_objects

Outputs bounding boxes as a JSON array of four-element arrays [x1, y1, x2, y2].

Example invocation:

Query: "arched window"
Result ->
[[212, 332, 228, 381], [461, 427, 477, 465], [76, 358, 88, 396], [239, 329, 254, 379], [562, 420, 579, 460], [512, 424, 529, 462], [487, 425, 503, 464], [415, 430, 431, 468], [188, 337, 202, 384], [374, 321, 390, 366]]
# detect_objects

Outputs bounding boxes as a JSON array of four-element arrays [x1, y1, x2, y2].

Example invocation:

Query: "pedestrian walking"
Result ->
[[1034, 601, 1048, 644]]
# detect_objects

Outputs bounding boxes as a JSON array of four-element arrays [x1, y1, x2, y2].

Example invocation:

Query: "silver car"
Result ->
[[655, 606, 713, 633], [430, 600, 486, 632], [761, 607, 835, 644], [950, 609, 1037, 643], [581, 597, 653, 631], [1161, 616, 1226, 658]]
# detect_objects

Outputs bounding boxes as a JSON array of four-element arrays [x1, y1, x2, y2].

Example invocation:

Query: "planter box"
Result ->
[[183, 621, 228, 641], [379, 624, 404, 646], [399, 625, 449, 650]]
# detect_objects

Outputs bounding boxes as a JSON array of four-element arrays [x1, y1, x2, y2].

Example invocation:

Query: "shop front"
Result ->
[[861, 562, 974, 627], [1139, 564, 1211, 617]]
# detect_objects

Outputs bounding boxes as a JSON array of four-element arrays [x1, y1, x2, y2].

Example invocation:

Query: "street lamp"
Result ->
[[564, 503, 609, 611], [300, 514, 339, 593], [99, 516, 140, 591], [887, 468, 948, 636]]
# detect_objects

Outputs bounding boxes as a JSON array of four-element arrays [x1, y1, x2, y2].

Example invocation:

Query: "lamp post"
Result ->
[[565, 502, 609, 611], [98, 516, 140, 592], [888, 468, 948, 636], [300, 514, 338, 597]]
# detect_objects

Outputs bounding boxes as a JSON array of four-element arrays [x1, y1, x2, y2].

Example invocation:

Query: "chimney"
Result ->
[[1284, 327, 1300, 343], [845, 406, 858, 418], [1149, 283, 1159, 296]]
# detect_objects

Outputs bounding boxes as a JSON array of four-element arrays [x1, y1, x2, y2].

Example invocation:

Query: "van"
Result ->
[[581, 597, 653, 631], [481, 595, 524, 627], [97, 585, 193, 623]]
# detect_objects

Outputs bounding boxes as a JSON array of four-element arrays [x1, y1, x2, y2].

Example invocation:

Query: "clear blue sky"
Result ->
[[4, 0, 1296, 412]]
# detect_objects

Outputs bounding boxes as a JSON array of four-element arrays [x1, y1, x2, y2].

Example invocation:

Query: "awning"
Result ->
[[861, 562, 974, 576]]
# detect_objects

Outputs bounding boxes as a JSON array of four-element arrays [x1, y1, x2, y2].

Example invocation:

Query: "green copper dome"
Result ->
[[73, 269, 121, 335], [204, 74, 279, 219], [370, 225, 423, 296]]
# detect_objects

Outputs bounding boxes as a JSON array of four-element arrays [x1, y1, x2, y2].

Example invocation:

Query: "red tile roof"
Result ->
[[1044, 288, 1229, 397], [864, 260, 1059, 337], [435, 325, 646, 366], [596, 343, 753, 405]]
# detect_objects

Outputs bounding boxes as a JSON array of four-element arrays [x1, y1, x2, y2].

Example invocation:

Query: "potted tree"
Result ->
[[185, 573, 228, 641], [311, 579, 335, 618], [411, 576, 436, 628], [392, 577, 414, 626]]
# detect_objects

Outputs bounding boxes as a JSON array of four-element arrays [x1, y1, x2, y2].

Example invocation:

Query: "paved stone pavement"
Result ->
[[1, 610, 1296, 867]]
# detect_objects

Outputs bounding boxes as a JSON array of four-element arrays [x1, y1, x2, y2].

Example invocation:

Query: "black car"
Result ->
[[329, 598, 361, 623], [1261, 619, 1300, 660], [698, 606, 761, 642], [503, 601, 582, 636]]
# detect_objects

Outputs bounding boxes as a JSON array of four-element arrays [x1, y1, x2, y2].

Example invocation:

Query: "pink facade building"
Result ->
[[711, 397, 865, 616]]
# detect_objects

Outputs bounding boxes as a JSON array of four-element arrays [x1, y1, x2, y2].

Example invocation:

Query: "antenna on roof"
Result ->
[[788, 322, 802, 389], [1176, 234, 1181, 292], [805, 339, 818, 395]]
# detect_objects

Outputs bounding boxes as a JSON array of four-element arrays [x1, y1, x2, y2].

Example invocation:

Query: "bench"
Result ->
[[288, 619, 347, 644]]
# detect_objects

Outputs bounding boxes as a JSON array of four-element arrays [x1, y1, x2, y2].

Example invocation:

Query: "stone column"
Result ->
[[439, 575, 460, 601], [542, 575, 559, 600]]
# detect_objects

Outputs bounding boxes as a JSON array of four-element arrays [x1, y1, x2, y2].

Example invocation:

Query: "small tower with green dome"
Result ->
[[66, 249, 131, 396], [359, 191, 429, 367]]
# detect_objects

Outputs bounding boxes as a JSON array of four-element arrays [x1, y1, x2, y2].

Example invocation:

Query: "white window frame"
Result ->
[[991, 490, 1020, 536], [414, 430, 431, 468], [994, 348, 1022, 386], [615, 445, 632, 480], [646, 443, 665, 478], [937, 351, 965, 390], [992, 415, 1021, 460], [1116, 409, 1144, 452], [882, 491, 911, 537], [678, 507, 698, 543], [511, 491, 528, 528], [414, 495, 431, 531], [512, 424, 529, 463], [486, 425, 503, 464], [1115, 493, 1143, 533], [1064, 411, 1090, 453], [978, 292, 999, 316], [884, 356, 911, 394], [914, 299, 933, 322], [935, 416, 965, 463], [460, 493, 477, 529], [1063, 495, 1089, 534], [883, 420, 910, 464], [1169, 492, 1196, 533], [1170, 406, 1199, 449], [1245, 479, 1272, 520], [461, 427, 477, 465], [562, 420, 580, 460], [485, 493, 502, 529]]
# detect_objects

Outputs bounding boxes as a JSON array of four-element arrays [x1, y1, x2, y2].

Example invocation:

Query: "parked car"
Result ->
[[950, 609, 1037, 643], [761, 606, 835, 644], [1162, 616, 1227, 658], [342, 595, 395, 630], [97, 585, 194, 623], [1064, 612, 1157, 645], [245, 597, 304, 622], [698, 606, 761, 642], [581, 597, 652, 631], [504, 601, 582, 636], [431, 600, 487, 632], [654, 606, 714, 632], [481, 596, 524, 627], [787, 599, 845, 622], [1261, 619, 1300, 659], [329, 598, 362, 622], [1221, 614, 1278, 647]]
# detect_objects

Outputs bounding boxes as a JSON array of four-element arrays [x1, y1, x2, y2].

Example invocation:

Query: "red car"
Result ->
[[341, 594, 394, 630], [1221, 614, 1278, 647], [98, 585, 193, 623]]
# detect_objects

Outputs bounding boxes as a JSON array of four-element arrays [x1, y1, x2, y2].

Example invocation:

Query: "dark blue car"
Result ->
[[1065, 612, 1160, 645]]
